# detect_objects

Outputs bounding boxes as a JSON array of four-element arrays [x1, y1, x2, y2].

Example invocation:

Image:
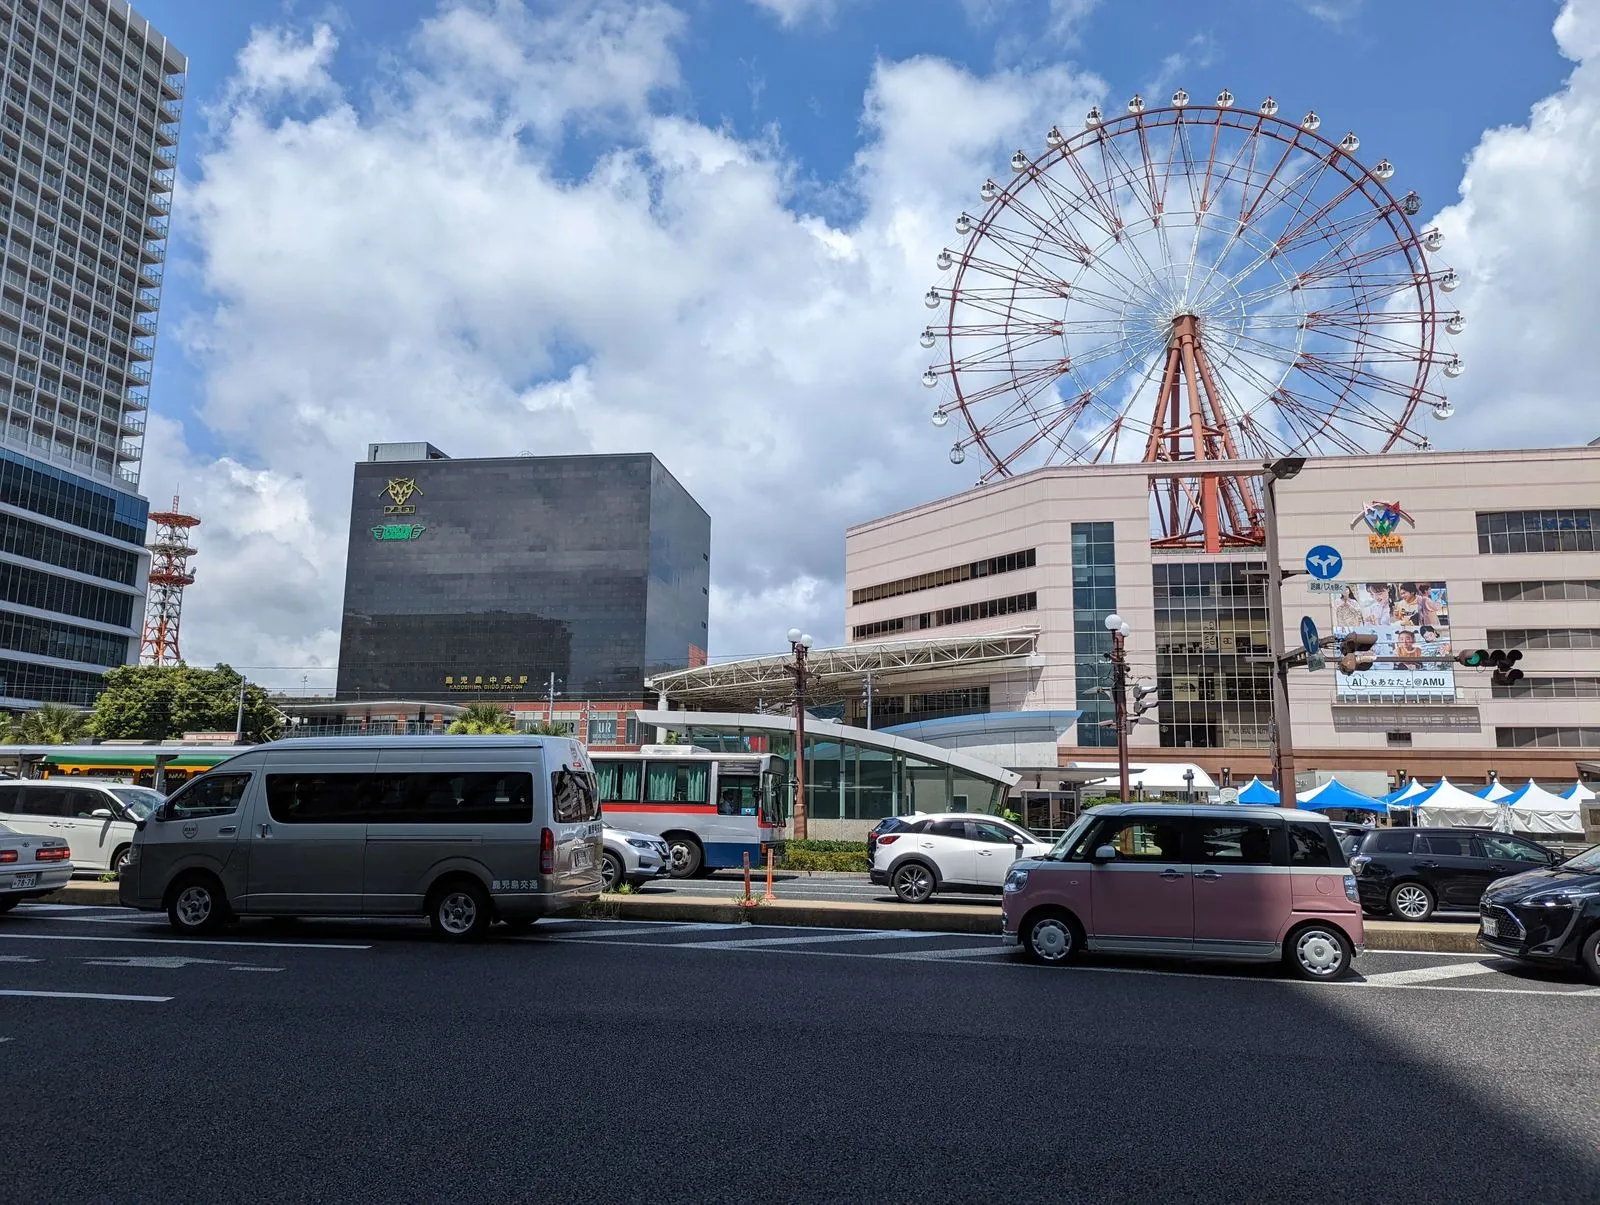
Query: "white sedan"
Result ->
[[869, 812, 1051, 903], [602, 824, 670, 891], [0, 821, 73, 912]]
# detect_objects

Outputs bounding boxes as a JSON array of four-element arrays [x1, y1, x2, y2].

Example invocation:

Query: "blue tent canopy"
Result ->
[[1298, 778, 1389, 814], [1236, 777, 1279, 804], [1384, 779, 1430, 805]]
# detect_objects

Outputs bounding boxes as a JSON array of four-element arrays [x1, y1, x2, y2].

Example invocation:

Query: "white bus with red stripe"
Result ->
[[593, 746, 785, 878]]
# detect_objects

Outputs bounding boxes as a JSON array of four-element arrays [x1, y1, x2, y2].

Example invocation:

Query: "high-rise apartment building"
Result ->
[[0, 0, 184, 705]]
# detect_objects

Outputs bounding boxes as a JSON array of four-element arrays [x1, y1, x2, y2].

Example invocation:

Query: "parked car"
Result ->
[[1477, 843, 1600, 983], [1349, 827, 1558, 921], [0, 780, 163, 875], [1330, 821, 1371, 858], [870, 813, 1051, 902], [866, 815, 922, 870], [0, 821, 73, 911], [1001, 804, 1363, 981], [602, 824, 670, 891]]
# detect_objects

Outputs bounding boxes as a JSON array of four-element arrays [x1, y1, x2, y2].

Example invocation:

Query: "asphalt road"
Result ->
[[4, 903, 1599, 1204]]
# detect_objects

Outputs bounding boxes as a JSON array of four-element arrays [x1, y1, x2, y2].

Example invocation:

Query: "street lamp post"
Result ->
[[1262, 457, 1305, 798], [786, 628, 813, 840], [1104, 613, 1133, 804]]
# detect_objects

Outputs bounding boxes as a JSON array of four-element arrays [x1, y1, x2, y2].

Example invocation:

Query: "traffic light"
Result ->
[[1490, 649, 1524, 687], [1337, 632, 1377, 674], [1132, 682, 1160, 717], [1455, 649, 1490, 668]]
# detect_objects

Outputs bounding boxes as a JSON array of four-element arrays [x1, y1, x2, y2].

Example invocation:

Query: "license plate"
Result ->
[[1481, 916, 1498, 937], [10, 872, 37, 889], [572, 850, 590, 870]]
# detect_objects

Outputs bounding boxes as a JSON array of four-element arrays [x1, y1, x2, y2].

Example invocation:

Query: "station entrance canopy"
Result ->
[[644, 628, 1042, 712]]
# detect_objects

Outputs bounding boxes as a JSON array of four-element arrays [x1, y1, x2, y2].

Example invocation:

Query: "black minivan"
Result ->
[[1477, 843, 1600, 983], [1349, 827, 1559, 920]]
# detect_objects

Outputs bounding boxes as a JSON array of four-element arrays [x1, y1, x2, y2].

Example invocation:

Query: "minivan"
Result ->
[[1001, 804, 1364, 980], [0, 779, 165, 875], [120, 735, 603, 941]]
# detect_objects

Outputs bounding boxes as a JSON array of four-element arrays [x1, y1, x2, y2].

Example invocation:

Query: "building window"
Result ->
[[1071, 522, 1117, 747], [1496, 727, 1600, 749], [851, 548, 1036, 605], [873, 686, 991, 726], [1385, 732, 1413, 747], [1492, 677, 1600, 699], [1482, 580, 1600, 602], [1486, 628, 1600, 650], [852, 617, 905, 640], [587, 715, 618, 745], [850, 591, 1037, 640], [1152, 560, 1271, 750], [1477, 510, 1599, 555]]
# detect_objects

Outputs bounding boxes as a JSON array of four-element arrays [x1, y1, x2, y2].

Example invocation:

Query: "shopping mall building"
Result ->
[[836, 446, 1600, 788]]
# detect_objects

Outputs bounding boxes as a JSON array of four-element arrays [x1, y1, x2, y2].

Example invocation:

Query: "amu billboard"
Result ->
[[1330, 580, 1454, 700]]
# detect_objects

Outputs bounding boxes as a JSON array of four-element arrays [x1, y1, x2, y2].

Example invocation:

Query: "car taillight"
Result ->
[[1350, 855, 1370, 876], [35, 846, 70, 862], [540, 827, 555, 875], [877, 834, 901, 846], [0, 849, 15, 863]]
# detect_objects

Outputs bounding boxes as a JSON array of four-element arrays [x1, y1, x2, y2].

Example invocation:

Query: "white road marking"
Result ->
[[229, 966, 283, 973], [538, 923, 742, 941], [1361, 961, 1501, 986], [0, 954, 42, 963], [671, 930, 923, 949], [0, 988, 171, 1003], [892, 944, 1018, 961], [0, 933, 369, 951], [82, 955, 283, 970]]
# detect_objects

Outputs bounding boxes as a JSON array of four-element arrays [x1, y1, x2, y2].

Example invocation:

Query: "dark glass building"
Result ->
[[336, 444, 710, 702]]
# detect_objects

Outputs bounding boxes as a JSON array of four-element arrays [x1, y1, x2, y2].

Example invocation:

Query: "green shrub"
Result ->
[[786, 839, 868, 854], [781, 848, 869, 872]]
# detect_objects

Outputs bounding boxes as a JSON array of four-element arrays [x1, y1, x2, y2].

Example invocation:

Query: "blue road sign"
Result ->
[[1305, 545, 1343, 580], [1301, 616, 1320, 658]]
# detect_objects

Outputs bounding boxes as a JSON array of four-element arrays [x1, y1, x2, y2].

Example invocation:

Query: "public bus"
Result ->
[[31, 748, 238, 789], [592, 746, 786, 877]]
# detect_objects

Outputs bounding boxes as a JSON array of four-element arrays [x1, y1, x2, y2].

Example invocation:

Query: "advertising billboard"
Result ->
[[1330, 581, 1454, 700]]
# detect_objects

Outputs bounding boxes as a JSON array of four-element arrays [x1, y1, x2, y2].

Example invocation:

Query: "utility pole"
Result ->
[[786, 628, 813, 839], [864, 670, 874, 730], [546, 673, 560, 724], [234, 676, 247, 744], [1262, 458, 1303, 798], [1104, 614, 1132, 803]]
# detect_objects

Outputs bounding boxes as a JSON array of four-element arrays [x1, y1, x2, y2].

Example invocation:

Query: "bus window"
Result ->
[[718, 775, 760, 816], [644, 762, 708, 806], [594, 759, 641, 804]]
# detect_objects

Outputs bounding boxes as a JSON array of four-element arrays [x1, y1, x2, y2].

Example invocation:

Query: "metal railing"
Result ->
[[282, 722, 451, 739]]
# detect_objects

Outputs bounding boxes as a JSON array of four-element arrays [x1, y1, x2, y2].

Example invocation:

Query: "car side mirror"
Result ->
[[1011, 835, 1025, 847], [91, 808, 114, 819], [1093, 844, 1118, 862]]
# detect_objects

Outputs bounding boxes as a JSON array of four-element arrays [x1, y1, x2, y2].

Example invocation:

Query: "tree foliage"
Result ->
[[448, 703, 518, 735], [5, 703, 89, 745], [89, 664, 282, 744]]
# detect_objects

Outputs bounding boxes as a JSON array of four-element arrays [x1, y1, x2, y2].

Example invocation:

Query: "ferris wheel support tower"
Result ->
[[140, 495, 200, 667]]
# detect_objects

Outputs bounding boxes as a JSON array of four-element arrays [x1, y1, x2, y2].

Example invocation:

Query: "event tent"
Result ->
[[1296, 778, 1388, 814], [1384, 779, 1429, 805], [1414, 778, 1501, 829], [1236, 777, 1280, 804], [1501, 780, 1585, 836], [1564, 781, 1597, 802], [1475, 780, 1515, 802]]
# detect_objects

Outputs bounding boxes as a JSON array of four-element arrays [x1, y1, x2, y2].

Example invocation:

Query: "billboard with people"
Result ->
[[1330, 581, 1454, 700]]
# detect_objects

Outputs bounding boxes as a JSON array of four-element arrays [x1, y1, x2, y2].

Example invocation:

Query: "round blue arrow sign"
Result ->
[[1301, 616, 1320, 657], [1305, 545, 1343, 580]]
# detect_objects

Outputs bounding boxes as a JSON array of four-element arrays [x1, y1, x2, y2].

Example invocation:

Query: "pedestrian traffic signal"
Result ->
[[1132, 682, 1160, 717], [1490, 648, 1524, 687], [1337, 632, 1377, 673], [1455, 649, 1490, 668]]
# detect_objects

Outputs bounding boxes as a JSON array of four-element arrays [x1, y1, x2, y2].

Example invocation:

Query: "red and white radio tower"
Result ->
[[140, 495, 201, 666]]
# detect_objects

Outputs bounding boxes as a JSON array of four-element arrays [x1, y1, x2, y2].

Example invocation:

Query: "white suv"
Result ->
[[0, 780, 164, 876], [869, 812, 1051, 903]]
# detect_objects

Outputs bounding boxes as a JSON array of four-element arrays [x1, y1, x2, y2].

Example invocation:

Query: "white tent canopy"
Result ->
[[1387, 779, 1430, 805], [1565, 781, 1597, 802], [1477, 779, 1514, 802], [1502, 780, 1584, 836], [1415, 778, 1500, 830]]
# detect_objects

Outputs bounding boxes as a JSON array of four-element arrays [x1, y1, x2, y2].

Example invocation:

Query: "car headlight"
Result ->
[[1344, 875, 1359, 904], [1004, 868, 1028, 893], [1523, 890, 1595, 907], [626, 838, 653, 850]]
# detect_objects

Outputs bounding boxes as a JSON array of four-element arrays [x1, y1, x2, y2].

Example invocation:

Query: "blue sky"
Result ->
[[116, 0, 1600, 680]]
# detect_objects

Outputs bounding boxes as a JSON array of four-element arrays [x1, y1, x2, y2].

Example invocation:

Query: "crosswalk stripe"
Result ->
[[670, 930, 926, 950], [541, 923, 739, 941], [1360, 961, 1500, 986], [890, 944, 1017, 961]]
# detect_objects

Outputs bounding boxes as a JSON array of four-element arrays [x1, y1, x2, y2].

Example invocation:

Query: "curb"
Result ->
[[41, 882, 1484, 952]]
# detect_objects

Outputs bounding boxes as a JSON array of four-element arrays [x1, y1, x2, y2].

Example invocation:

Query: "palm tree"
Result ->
[[6, 704, 89, 745], [447, 703, 517, 735]]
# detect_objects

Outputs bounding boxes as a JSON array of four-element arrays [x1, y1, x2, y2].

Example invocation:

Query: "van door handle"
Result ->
[[1194, 869, 1221, 881], [257, 823, 272, 838], [1160, 869, 1186, 881], [219, 826, 237, 835]]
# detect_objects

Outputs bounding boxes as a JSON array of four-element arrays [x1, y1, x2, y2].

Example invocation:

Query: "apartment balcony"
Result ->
[[133, 314, 156, 335], [121, 412, 145, 434]]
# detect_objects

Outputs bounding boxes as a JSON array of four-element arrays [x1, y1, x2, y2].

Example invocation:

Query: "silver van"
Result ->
[[119, 735, 602, 941]]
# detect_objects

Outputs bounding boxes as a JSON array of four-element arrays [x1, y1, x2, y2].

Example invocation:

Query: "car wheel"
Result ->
[[601, 851, 625, 892], [167, 874, 228, 936], [664, 836, 702, 879], [1285, 923, 1354, 981], [1388, 881, 1435, 922], [0, 897, 17, 914], [891, 862, 935, 904], [1022, 910, 1081, 966], [111, 846, 131, 876], [1581, 929, 1600, 986], [428, 879, 490, 942]]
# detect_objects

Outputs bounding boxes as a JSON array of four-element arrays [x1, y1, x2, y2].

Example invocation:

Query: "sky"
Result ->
[[112, 0, 1596, 692]]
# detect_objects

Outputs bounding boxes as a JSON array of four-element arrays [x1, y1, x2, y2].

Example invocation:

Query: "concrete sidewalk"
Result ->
[[41, 880, 1482, 952]]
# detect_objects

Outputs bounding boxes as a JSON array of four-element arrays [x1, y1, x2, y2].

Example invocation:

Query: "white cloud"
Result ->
[[1427, 0, 1600, 451], [153, 1, 1102, 688], [745, 0, 840, 28], [1046, 0, 1101, 45], [1143, 33, 1217, 101], [1295, 0, 1363, 27]]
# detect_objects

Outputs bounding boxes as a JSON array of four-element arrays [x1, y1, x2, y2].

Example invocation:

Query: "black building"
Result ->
[[335, 444, 710, 702]]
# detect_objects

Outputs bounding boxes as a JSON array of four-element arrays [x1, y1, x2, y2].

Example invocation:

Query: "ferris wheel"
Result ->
[[920, 89, 1462, 551]]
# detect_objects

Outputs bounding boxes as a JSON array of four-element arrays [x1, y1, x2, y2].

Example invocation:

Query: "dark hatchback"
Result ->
[[1478, 844, 1600, 983], [1349, 827, 1559, 921]]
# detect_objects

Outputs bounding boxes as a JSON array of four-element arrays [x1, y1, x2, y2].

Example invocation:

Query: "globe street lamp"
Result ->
[[1262, 456, 1305, 796], [1104, 613, 1132, 803], [786, 628, 814, 840]]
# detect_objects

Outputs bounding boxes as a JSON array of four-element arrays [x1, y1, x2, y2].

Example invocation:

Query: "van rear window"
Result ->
[[1286, 822, 1342, 867], [552, 769, 598, 823], [266, 772, 535, 825]]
